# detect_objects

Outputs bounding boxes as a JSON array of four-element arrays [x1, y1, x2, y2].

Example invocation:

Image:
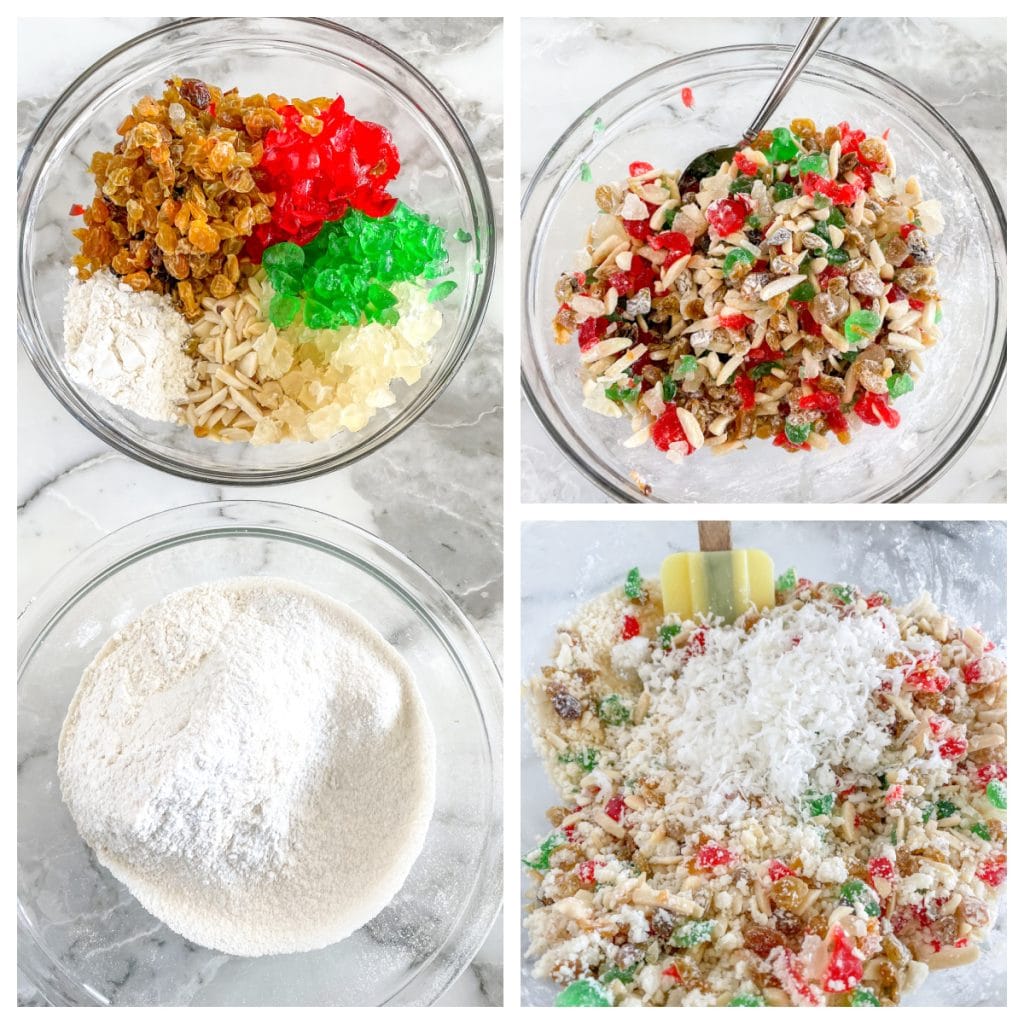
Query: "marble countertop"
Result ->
[[520, 520, 1007, 1006], [521, 17, 1007, 503], [17, 17, 502, 1007]]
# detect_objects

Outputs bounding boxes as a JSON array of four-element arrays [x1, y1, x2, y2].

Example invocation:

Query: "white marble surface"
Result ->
[[521, 17, 1007, 504], [520, 520, 1007, 1006], [17, 17, 502, 1007]]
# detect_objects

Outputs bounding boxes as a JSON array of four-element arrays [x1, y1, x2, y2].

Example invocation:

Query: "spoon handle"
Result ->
[[742, 18, 840, 142]]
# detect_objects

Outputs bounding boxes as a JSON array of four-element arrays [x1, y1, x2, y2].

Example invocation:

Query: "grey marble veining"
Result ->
[[17, 16, 502, 1007], [521, 17, 1006, 503], [520, 520, 1007, 1006]]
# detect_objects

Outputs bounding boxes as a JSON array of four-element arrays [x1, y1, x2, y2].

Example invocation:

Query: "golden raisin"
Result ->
[[299, 115, 324, 136], [188, 220, 220, 254], [769, 876, 809, 913], [790, 118, 817, 139], [208, 274, 235, 299]]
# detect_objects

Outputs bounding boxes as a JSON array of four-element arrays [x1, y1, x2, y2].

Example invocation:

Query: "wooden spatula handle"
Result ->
[[698, 521, 732, 552]]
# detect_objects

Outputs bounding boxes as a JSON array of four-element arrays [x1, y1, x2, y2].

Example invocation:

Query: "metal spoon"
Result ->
[[681, 18, 840, 185]]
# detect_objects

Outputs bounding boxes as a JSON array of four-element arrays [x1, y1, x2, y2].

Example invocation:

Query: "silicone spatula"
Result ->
[[660, 521, 775, 622]]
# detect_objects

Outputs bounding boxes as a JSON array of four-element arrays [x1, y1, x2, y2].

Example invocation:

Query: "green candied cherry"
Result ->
[[658, 623, 682, 650], [600, 965, 636, 984], [598, 694, 632, 726], [554, 979, 613, 1007], [784, 419, 812, 446], [887, 372, 914, 399], [832, 584, 854, 605], [935, 799, 958, 820], [805, 792, 835, 817], [523, 830, 566, 871], [268, 292, 302, 329], [453, 227, 472, 243], [788, 281, 816, 303], [849, 987, 881, 1007], [987, 780, 1007, 810], [768, 126, 800, 163], [776, 567, 797, 591], [662, 377, 678, 402], [796, 152, 829, 177], [839, 879, 881, 917], [729, 993, 766, 1007], [670, 919, 716, 948], [729, 175, 756, 195], [624, 567, 645, 601], [428, 280, 458, 303], [970, 822, 992, 841], [750, 360, 781, 380], [605, 377, 641, 404], [771, 181, 794, 202], [674, 354, 700, 379], [558, 747, 599, 773], [580, 162, 593, 183], [723, 247, 756, 276], [844, 309, 883, 345]]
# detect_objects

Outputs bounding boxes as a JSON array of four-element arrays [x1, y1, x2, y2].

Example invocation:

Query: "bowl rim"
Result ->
[[18, 16, 496, 486], [521, 43, 1006, 504], [17, 498, 503, 1006]]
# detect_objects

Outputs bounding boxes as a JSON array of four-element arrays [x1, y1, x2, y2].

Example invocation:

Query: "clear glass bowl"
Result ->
[[18, 500, 502, 1006], [18, 18, 494, 485], [520, 520, 1006, 1005], [521, 46, 1005, 503]]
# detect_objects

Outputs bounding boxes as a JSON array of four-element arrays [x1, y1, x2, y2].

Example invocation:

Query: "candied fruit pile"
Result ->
[[247, 96, 400, 257], [72, 77, 279, 317], [262, 203, 454, 332], [68, 76, 468, 447]]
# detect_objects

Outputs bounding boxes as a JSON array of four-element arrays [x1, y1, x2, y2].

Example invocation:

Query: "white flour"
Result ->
[[63, 270, 194, 422], [57, 577, 436, 957]]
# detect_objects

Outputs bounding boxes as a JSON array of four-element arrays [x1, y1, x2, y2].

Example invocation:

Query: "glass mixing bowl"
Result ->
[[18, 500, 502, 1006], [520, 520, 1006, 1005], [19, 18, 494, 485], [522, 46, 1005, 503]]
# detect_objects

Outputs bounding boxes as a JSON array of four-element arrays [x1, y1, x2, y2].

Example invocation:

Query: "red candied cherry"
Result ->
[[629, 161, 654, 177], [695, 843, 734, 870], [706, 196, 749, 236], [734, 151, 758, 176], [939, 736, 967, 760], [903, 658, 950, 693], [650, 405, 691, 452], [962, 659, 984, 684], [577, 316, 610, 352], [822, 925, 863, 994], [605, 795, 626, 822], [733, 372, 756, 410], [977, 855, 1007, 888], [869, 857, 896, 881], [621, 615, 641, 640], [767, 860, 795, 882]]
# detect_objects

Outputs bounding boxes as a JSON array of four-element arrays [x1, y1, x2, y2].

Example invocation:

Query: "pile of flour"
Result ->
[[57, 577, 436, 957], [63, 270, 195, 422]]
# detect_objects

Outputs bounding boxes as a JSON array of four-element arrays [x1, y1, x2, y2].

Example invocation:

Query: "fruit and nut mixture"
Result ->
[[523, 573, 1005, 1006], [66, 77, 467, 444], [553, 121, 943, 460]]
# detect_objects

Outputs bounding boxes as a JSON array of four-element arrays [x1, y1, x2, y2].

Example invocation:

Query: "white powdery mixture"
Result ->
[[633, 603, 915, 813], [63, 270, 194, 422], [57, 577, 435, 957]]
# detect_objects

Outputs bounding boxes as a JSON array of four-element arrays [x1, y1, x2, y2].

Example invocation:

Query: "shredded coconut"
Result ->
[[636, 602, 909, 811], [63, 269, 195, 422]]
